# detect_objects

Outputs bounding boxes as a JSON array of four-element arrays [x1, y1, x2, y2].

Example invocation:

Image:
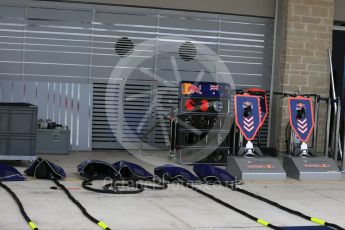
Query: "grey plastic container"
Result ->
[[0, 133, 36, 156], [36, 129, 70, 154], [0, 103, 37, 133]]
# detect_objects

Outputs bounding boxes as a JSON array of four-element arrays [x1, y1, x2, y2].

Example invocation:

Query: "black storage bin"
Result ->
[[0, 103, 37, 160], [0, 134, 36, 156], [0, 103, 37, 133]]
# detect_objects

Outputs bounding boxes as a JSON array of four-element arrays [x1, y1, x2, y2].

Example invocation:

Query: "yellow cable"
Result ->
[[98, 221, 109, 230], [28, 221, 37, 230], [311, 217, 325, 225], [257, 218, 270, 227]]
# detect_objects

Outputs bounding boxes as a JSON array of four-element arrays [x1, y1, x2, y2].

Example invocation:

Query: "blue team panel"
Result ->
[[258, 94, 268, 126], [245, 88, 268, 127], [234, 94, 261, 141], [288, 97, 315, 142]]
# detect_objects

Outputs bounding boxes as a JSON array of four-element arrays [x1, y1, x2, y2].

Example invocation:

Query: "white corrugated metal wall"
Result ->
[[0, 0, 274, 150]]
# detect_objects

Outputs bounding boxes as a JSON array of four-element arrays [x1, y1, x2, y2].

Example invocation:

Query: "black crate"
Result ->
[[0, 103, 37, 134], [0, 133, 36, 156]]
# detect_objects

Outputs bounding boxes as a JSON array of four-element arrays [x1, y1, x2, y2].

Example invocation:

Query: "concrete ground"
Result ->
[[1, 150, 345, 230]]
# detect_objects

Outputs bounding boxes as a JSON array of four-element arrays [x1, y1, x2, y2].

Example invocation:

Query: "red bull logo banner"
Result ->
[[180, 81, 230, 98], [234, 94, 261, 141], [288, 96, 314, 142], [182, 83, 202, 95]]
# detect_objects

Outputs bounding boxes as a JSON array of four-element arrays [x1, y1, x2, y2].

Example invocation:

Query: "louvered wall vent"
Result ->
[[115, 37, 134, 56], [178, 41, 197, 61]]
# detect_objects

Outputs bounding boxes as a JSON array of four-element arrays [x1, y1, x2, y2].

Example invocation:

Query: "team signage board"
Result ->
[[245, 88, 268, 128], [234, 94, 261, 141], [288, 96, 314, 142]]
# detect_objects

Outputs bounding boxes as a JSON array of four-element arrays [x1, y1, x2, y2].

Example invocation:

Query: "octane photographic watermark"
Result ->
[[102, 176, 235, 192], [106, 35, 235, 166]]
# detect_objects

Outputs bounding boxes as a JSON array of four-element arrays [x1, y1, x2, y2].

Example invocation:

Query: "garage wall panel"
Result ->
[[91, 11, 156, 81], [61, 0, 275, 18], [218, 16, 273, 89], [0, 0, 274, 150], [0, 5, 25, 80], [24, 7, 92, 83]]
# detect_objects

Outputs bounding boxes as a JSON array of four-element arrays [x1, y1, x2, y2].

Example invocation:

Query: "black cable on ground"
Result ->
[[0, 181, 38, 230], [180, 181, 282, 230], [227, 185, 344, 230], [52, 178, 111, 230]]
